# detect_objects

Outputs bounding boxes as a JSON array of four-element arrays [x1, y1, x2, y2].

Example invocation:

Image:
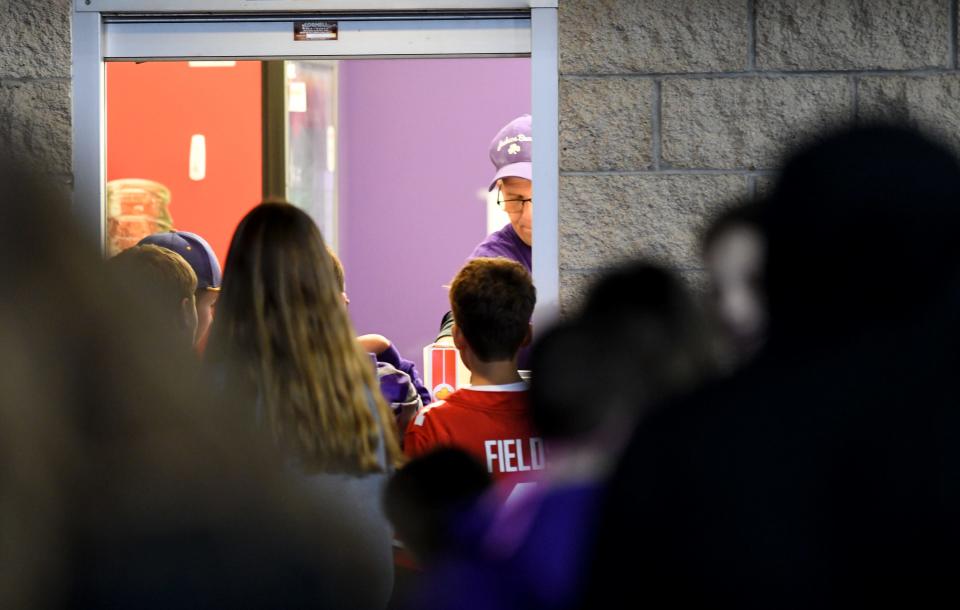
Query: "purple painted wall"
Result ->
[[338, 58, 531, 362]]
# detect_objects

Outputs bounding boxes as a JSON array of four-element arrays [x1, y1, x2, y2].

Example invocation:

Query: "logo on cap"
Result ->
[[498, 133, 532, 154]]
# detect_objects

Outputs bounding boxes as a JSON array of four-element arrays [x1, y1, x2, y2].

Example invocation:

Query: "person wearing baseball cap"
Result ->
[[471, 114, 533, 272], [434, 115, 533, 346], [137, 230, 222, 350]]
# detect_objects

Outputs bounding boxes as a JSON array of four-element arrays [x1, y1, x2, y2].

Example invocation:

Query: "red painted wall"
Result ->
[[106, 61, 262, 265]]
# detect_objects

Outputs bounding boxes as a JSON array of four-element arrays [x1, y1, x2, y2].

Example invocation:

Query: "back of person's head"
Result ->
[[0, 161, 382, 609], [449, 257, 536, 362], [529, 321, 604, 439], [763, 123, 960, 343], [136, 230, 223, 351], [581, 262, 716, 395], [531, 262, 717, 441], [136, 230, 222, 294], [206, 201, 401, 474], [108, 244, 199, 345], [384, 448, 491, 562]]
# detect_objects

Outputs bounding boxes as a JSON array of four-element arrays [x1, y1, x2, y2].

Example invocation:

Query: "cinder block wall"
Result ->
[[558, 0, 960, 311], [0, 0, 73, 195], [2, 1, 958, 312]]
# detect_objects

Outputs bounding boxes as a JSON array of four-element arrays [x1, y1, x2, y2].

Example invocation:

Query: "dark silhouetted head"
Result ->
[[384, 448, 491, 561], [531, 262, 717, 441], [762, 124, 960, 344]]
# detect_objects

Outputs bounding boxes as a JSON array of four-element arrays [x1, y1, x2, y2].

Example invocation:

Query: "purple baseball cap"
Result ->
[[488, 114, 532, 191], [137, 230, 222, 292]]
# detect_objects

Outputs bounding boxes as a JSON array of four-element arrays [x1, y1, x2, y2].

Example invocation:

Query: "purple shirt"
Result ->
[[406, 480, 603, 610], [469, 224, 532, 272], [377, 343, 431, 406]]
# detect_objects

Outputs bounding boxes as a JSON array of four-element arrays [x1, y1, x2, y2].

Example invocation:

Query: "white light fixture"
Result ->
[[326, 126, 336, 173], [288, 81, 307, 112], [189, 134, 206, 181], [187, 61, 237, 68]]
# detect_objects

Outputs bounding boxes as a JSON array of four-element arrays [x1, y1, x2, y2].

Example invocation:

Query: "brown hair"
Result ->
[[449, 257, 536, 362], [206, 202, 402, 474], [110, 244, 198, 308]]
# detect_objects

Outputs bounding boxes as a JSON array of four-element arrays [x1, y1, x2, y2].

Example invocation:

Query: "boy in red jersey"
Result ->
[[405, 257, 542, 483]]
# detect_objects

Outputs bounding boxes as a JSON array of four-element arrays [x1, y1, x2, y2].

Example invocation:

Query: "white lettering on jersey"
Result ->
[[503, 440, 517, 472], [483, 437, 546, 474], [516, 438, 530, 471], [530, 437, 545, 470], [484, 440, 498, 472]]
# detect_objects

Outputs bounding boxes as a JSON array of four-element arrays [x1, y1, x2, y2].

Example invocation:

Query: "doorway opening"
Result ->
[[105, 56, 531, 359], [73, 6, 560, 334]]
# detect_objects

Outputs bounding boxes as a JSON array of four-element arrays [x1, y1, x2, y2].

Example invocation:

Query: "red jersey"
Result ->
[[404, 382, 545, 482]]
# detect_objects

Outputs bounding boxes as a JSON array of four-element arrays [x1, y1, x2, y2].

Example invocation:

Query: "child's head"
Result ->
[[383, 448, 491, 562], [449, 257, 536, 363], [137, 231, 222, 347], [108, 244, 199, 345]]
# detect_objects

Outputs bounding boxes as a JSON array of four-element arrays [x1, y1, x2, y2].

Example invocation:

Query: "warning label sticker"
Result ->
[[294, 21, 338, 41]]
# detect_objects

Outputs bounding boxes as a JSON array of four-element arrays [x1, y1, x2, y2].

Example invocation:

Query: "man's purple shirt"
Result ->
[[469, 223, 531, 272]]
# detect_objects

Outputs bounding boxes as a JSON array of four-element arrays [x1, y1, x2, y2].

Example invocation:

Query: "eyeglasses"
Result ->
[[497, 189, 532, 214]]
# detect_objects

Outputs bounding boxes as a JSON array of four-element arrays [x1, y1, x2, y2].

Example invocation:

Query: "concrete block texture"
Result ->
[[859, 75, 960, 152], [0, 80, 72, 174], [559, 268, 596, 315], [560, 266, 708, 315], [0, 0, 72, 78], [662, 77, 853, 169], [559, 174, 748, 271], [560, 77, 654, 172], [559, 0, 748, 74], [756, 0, 950, 70]]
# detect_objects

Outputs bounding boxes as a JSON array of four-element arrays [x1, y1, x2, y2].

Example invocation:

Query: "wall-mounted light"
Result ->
[[326, 126, 336, 173], [288, 81, 308, 113], [188, 61, 237, 68], [189, 134, 206, 181]]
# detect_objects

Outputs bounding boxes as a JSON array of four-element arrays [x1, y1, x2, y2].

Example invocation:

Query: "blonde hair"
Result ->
[[328, 246, 345, 293], [207, 202, 402, 474]]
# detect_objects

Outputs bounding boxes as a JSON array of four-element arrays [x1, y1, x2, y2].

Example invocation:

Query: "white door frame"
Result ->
[[72, 1, 560, 326]]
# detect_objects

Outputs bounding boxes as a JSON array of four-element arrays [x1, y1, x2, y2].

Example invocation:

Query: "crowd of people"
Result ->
[[3, 117, 960, 609]]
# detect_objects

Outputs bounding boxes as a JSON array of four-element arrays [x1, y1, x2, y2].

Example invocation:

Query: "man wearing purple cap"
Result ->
[[434, 115, 533, 345], [472, 114, 533, 271], [137, 230, 222, 351]]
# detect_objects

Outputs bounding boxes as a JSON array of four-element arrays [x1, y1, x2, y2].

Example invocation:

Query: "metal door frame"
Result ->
[[72, 1, 560, 325]]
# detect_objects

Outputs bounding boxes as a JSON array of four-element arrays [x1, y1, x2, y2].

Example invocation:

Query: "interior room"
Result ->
[[106, 57, 531, 360]]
